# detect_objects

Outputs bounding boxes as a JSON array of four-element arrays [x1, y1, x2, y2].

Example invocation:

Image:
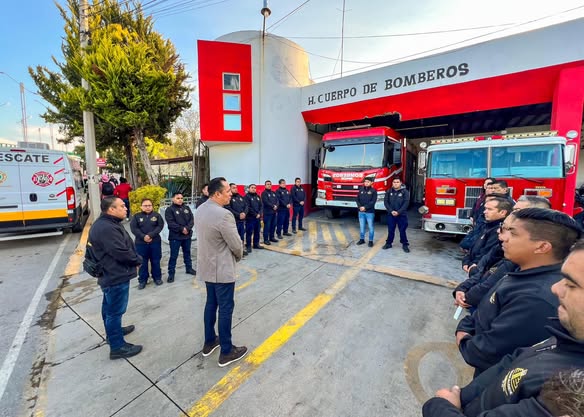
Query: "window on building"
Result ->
[[223, 94, 241, 111], [224, 114, 242, 131], [223, 73, 240, 91]]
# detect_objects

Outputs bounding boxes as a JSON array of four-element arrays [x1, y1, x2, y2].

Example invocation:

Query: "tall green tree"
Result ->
[[29, 0, 191, 185]]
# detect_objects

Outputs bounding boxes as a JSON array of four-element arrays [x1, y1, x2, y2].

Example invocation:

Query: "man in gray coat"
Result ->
[[194, 177, 247, 367]]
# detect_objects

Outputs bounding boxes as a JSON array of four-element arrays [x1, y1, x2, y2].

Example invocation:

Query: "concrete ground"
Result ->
[[31, 210, 473, 417]]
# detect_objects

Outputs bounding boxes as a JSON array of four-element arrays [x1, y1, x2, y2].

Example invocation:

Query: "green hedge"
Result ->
[[129, 185, 167, 215]]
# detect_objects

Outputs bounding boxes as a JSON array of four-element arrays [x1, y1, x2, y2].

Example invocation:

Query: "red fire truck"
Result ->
[[417, 131, 577, 235], [315, 126, 406, 218]]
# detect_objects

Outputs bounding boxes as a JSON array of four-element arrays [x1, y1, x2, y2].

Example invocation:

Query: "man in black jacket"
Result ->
[[261, 180, 278, 245], [275, 179, 292, 239], [462, 197, 512, 274], [227, 183, 249, 256], [356, 177, 377, 247], [456, 208, 581, 375], [383, 178, 410, 253], [164, 192, 196, 282], [130, 198, 165, 289], [244, 184, 263, 252], [454, 196, 552, 309], [88, 197, 143, 359], [423, 239, 584, 417], [291, 177, 307, 233]]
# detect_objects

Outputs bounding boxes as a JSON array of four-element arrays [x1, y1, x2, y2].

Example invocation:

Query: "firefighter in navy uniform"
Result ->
[[244, 184, 263, 252], [275, 179, 292, 239], [356, 177, 377, 247], [130, 198, 165, 289], [164, 192, 196, 282], [227, 183, 249, 256], [383, 178, 411, 253], [423, 239, 584, 416], [261, 180, 278, 245], [291, 177, 307, 233]]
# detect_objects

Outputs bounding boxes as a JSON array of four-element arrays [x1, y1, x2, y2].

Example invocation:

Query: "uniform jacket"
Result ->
[[423, 396, 552, 417], [88, 214, 142, 288], [275, 186, 292, 210], [291, 185, 306, 207], [456, 263, 563, 374], [384, 186, 410, 215], [455, 259, 517, 307], [245, 192, 263, 217], [456, 320, 584, 417], [194, 199, 243, 283], [130, 211, 165, 244], [164, 203, 194, 240], [261, 189, 278, 214], [462, 220, 503, 268], [195, 195, 208, 208], [356, 186, 377, 213], [228, 193, 248, 222]]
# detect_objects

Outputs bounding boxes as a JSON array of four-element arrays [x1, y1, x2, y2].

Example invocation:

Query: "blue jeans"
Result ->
[[276, 209, 290, 235], [204, 282, 235, 355], [136, 241, 162, 283], [358, 212, 375, 241], [292, 205, 304, 230], [263, 212, 276, 242], [101, 281, 130, 350], [386, 214, 409, 245], [168, 239, 192, 274], [246, 217, 261, 247]]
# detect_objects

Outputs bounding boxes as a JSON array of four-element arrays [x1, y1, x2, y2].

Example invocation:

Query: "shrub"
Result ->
[[129, 185, 167, 215], [160, 177, 192, 197]]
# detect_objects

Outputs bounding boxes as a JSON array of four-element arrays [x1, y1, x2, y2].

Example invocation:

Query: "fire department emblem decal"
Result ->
[[501, 368, 528, 396], [0, 170, 6, 185], [32, 171, 54, 187]]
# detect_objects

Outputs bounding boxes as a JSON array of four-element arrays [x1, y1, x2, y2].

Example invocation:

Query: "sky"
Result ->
[[1, 0, 583, 147]]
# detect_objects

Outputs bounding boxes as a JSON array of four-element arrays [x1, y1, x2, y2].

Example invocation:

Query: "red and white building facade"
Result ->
[[197, 18, 584, 205]]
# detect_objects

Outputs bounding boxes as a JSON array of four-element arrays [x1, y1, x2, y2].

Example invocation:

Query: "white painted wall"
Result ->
[[209, 31, 312, 186]]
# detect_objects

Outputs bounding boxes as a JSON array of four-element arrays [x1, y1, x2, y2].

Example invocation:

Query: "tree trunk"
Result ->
[[134, 128, 158, 185], [125, 141, 138, 188]]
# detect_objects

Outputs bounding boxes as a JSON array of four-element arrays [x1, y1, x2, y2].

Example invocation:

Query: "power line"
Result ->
[[306, 4, 584, 81], [279, 23, 519, 39], [266, 0, 312, 32]]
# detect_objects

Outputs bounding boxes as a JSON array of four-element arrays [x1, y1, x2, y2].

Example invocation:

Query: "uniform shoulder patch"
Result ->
[[501, 368, 528, 396]]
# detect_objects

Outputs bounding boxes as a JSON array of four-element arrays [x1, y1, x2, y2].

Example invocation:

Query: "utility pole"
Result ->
[[20, 83, 28, 142], [340, 0, 346, 77], [80, 0, 101, 220], [49, 124, 55, 150]]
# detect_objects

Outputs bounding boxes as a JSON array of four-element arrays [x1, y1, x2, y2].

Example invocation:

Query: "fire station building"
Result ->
[[197, 17, 584, 209]]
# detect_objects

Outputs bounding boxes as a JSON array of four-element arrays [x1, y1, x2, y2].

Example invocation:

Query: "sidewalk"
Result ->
[[33, 212, 471, 417]]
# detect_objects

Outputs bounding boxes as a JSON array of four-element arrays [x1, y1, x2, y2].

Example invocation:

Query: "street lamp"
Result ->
[[261, 0, 271, 38], [0, 71, 28, 142]]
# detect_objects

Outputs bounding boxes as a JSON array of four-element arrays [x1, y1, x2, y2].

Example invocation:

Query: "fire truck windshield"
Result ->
[[428, 143, 564, 179], [322, 143, 383, 169], [428, 148, 487, 178], [491, 144, 564, 178]]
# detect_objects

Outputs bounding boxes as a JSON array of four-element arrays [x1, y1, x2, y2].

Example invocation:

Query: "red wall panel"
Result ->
[[197, 40, 253, 143]]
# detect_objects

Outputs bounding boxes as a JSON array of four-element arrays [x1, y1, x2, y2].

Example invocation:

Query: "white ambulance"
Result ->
[[0, 142, 88, 234]]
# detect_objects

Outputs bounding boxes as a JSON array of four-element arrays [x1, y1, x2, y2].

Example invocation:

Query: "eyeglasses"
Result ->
[[142, 204, 152, 207]]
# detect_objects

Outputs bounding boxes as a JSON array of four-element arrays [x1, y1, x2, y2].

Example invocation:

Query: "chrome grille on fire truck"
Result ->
[[464, 186, 483, 208], [331, 182, 359, 202]]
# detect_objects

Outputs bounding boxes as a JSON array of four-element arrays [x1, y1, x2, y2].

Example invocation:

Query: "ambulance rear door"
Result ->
[[18, 150, 69, 229]]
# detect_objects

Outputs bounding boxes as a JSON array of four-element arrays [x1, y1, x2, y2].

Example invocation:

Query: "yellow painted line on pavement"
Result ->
[[235, 265, 258, 292], [333, 224, 348, 247], [186, 241, 384, 417], [308, 221, 318, 255], [320, 223, 335, 254]]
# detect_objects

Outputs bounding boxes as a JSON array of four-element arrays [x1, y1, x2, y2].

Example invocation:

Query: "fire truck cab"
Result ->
[[417, 131, 572, 235], [315, 126, 405, 218]]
